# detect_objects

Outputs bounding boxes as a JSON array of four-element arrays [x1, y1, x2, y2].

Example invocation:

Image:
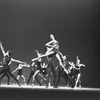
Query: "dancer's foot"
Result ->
[[46, 85, 48, 88], [32, 84, 34, 86], [79, 85, 81, 88], [7, 83, 10, 85], [18, 82, 21, 87]]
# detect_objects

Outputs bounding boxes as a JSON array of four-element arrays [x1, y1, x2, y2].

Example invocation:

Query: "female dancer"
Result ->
[[32, 49, 56, 88], [12, 63, 30, 84], [32, 34, 68, 76], [68, 56, 85, 88], [0, 63, 10, 85], [27, 62, 43, 86], [75, 56, 85, 88], [0, 41, 25, 86], [31, 50, 47, 86], [45, 34, 64, 66], [32, 34, 64, 68]]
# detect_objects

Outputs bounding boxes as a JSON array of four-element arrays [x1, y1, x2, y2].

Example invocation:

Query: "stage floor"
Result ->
[[0, 84, 100, 92], [0, 84, 100, 100]]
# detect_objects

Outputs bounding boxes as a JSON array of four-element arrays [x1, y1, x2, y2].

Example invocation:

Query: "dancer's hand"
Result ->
[[0, 41, 2, 46], [32, 62, 35, 66], [35, 50, 38, 52], [20, 62, 26, 65], [83, 64, 86, 67], [25, 63, 30, 67]]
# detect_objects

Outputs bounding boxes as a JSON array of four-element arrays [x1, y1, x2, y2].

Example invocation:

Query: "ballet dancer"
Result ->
[[0, 63, 10, 85], [68, 56, 85, 88], [75, 56, 85, 88], [32, 49, 57, 88], [0, 41, 25, 86], [27, 62, 43, 86], [12, 62, 30, 84], [33, 34, 68, 77], [55, 55, 74, 88], [32, 34, 65, 70], [44, 51, 57, 88], [31, 50, 47, 86]]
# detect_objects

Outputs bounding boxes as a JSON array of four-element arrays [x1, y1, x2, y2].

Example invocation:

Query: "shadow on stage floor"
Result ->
[[0, 85, 100, 100]]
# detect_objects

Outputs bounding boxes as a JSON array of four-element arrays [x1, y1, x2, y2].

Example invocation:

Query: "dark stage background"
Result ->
[[0, 0, 100, 88]]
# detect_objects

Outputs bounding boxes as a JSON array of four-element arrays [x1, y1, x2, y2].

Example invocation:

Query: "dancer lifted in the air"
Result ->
[[32, 34, 68, 74]]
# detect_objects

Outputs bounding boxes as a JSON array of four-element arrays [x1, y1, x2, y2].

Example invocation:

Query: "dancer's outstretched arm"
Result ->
[[0, 62, 2, 64], [32, 50, 54, 62], [45, 40, 54, 47], [31, 61, 35, 66], [69, 61, 79, 70], [23, 63, 30, 68], [46, 34, 57, 47], [0, 65, 3, 67], [12, 67, 19, 73], [11, 58, 25, 64], [38, 51, 53, 59], [78, 63, 85, 67], [58, 51, 65, 59], [0, 62, 3, 67], [32, 50, 40, 61], [32, 47, 55, 62], [0, 41, 6, 56], [76, 57, 85, 68], [45, 39, 57, 47], [31, 57, 39, 62]]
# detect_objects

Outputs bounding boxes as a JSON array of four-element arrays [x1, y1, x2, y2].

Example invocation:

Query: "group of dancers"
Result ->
[[0, 34, 85, 88]]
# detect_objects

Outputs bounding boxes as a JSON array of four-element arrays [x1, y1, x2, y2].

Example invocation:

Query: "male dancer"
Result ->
[[0, 41, 25, 86], [55, 55, 74, 88], [32, 34, 68, 87], [36, 34, 66, 72]]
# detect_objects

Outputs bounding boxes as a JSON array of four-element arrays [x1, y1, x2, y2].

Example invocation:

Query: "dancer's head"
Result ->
[[69, 61, 74, 66], [36, 50, 42, 62], [43, 63, 46, 66], [7, 50, 12, 56], [38, 58, 42, 62], [50, 34, 55, 40], [63, 55, 67, 61], [76, 56, 79, 59]]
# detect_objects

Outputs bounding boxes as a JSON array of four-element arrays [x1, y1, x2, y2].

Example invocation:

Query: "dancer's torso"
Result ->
[[3, 55, 11, 66], [17, 69, 22, 75], [36, 61, 42, 71]]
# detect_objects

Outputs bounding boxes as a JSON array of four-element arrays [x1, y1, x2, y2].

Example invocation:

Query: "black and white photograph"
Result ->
[[0, 0, 100, 100]]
